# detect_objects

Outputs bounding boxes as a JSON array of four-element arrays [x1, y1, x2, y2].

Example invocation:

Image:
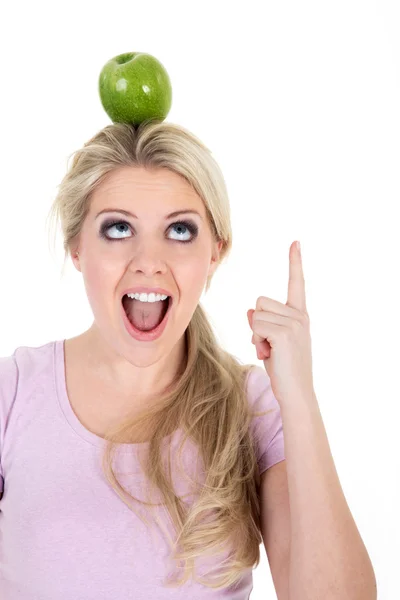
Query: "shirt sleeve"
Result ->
[[0, 354, 19, 494], [246, 365, 285, 475]]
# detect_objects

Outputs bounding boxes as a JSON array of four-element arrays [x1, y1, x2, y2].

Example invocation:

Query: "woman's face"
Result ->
[[71, 166, 222, 365]]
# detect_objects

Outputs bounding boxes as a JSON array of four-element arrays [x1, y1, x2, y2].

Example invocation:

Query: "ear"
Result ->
[[208, 239, 223, 277], [70, 245, 81, 272]]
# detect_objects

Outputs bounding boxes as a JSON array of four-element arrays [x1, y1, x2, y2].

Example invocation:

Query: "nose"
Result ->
[[127, 239, 168, 277]]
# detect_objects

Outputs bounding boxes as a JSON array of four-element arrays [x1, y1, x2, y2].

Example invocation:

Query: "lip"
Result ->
[[121, 286, 173, 301]]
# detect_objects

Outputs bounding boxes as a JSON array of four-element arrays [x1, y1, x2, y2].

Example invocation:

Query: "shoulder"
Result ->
[[244, 364, 285, 474], [0, 352, 19, 409], [0, 340, 57, 406], [0, 350, 19, 494], [0, 340, 57, 496], [245, 364, 280, 414]]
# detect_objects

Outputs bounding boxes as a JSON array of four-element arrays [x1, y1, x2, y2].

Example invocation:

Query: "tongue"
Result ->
[[126, 298, 166, 331]]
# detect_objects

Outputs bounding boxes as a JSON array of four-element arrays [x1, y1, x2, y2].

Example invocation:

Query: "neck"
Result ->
[[79, 322, 186, 399]]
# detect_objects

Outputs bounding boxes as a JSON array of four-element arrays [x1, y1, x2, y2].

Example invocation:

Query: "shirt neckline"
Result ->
[[53, 338, 177, 453]]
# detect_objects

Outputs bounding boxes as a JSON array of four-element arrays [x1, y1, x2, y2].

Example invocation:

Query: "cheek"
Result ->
[[176, 251, 211, 299], [81, 259, 118, 315]]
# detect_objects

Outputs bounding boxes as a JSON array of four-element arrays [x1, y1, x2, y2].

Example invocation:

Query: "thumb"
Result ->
[[247, 308, 258, 345], [248, 308, 263, 343], [247, 307, 271, 359], [247, 309, 255, 329]]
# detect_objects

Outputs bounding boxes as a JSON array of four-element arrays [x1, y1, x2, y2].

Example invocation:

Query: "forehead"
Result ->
[[90, 166, 204, 212]]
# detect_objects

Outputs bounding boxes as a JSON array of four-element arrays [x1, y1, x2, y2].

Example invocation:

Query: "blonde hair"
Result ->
[[46, 120, 273, 591]]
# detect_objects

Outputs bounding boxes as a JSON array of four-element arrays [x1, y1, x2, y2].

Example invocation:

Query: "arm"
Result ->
[[282, 392, 377, 600]]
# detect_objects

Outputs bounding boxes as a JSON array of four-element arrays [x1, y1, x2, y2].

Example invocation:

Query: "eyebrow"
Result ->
[[95, 208, 203, 220]]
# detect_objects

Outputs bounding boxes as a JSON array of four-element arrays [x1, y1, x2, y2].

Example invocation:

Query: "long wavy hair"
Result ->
[[46, 120, 273, 591]]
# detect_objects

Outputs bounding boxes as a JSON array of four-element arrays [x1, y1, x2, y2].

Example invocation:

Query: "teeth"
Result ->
[[126, 292, 169, 303]]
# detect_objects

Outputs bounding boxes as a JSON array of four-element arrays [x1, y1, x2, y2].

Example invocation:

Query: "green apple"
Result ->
[[98, 52, 172, 126]]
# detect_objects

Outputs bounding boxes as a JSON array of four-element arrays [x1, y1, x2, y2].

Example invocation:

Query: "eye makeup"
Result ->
[[98, 218, 199, 244]]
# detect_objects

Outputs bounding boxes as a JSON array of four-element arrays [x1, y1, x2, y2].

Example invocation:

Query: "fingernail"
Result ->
[[296, 240, 301, 252]]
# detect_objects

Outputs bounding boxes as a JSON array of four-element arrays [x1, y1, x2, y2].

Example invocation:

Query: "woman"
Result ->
[[0, 117, 378, 599], [0, 121, 285, 598]]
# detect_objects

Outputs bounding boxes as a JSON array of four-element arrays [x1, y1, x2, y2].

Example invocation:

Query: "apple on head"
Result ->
[[98, 52, 172, 126]]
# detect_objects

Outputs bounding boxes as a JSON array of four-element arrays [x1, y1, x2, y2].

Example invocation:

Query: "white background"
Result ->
[[1, 1, 399, 598]]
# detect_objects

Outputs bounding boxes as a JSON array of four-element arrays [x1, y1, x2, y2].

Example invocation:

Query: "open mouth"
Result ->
[[121, 294, 171, 332]]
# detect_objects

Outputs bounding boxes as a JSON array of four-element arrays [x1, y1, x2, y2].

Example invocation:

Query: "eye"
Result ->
[[99, 219, 198, 243], [100, 221, 132, 240], [167, 221, 198, 242]]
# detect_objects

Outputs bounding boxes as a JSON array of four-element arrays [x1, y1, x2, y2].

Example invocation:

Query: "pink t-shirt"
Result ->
[[0, 339, 285, 599]]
